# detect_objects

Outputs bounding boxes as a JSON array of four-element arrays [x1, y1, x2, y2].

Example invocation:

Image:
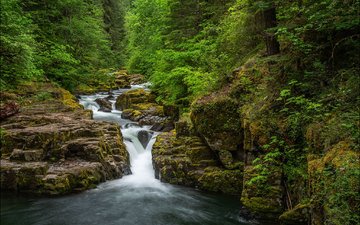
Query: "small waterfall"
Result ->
[[78, 84, 165, 189]]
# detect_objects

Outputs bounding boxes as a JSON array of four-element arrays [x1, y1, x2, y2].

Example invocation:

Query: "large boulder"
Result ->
[[116, 89, 174, 131], [152, 131, 243, 195], [113, 70, 131, 88], [190, 92, 243, 169], [115, 88, 156, 111], [191, 93, 242, 152]]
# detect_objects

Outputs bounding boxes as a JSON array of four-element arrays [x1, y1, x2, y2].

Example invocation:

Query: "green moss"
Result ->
[[241, 196, 283, 214], [190, 93, 242, 152], [198, 167, 243, 195], [60, 88, 81, 110], [279, 203, 310, 224]]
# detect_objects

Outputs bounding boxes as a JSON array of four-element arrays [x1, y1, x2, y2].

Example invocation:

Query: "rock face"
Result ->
[[152, 126, 243, 195], [115, 88, 174, 132], [0, 82, 130, 195], [114, 70, 131, 89], [190, 91, 244, 170]]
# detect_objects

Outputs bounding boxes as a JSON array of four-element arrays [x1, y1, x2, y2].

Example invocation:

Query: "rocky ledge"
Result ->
[[115, 88, 177, 132], [0, 82, 130, 195], [152, 120, 243, 195]]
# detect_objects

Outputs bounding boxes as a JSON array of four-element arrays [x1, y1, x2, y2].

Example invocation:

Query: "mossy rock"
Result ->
[[191, 93, 242, 152], [307, 141, 360, 225], [115, 88, 156, 110], [152, 131, 244, 195], [75, 84, 96, 94], [198, 167, 243, 195], [279, 203, 310, 225], [241, 196, 283, 215]]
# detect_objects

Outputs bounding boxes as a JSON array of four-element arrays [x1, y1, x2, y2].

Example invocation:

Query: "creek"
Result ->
[[1, 85, 257, 225]]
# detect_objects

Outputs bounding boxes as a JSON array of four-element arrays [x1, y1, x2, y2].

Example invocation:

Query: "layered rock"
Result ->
[[0, 82, 130, 195], [113, 70, 131, 88], [129, 74, 145, 85], [152, 129, 243, 195], [115, 88, 174, 131]]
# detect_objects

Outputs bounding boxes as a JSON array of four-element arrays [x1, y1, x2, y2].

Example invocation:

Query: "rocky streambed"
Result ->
[[1, 81, 263, 225]]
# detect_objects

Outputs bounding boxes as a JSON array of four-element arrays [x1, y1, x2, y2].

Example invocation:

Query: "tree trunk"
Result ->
[[263, 6, 280, 55]]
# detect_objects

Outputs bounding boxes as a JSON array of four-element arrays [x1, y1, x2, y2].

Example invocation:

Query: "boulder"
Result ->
[[152, 131, 243, 195], [191, 93, 242, 153], [115, 89, 173, 130], [95, 98, 112, 112], [129, 74, 145, 85], [279, 203, 310, 225], [137, 130, 152, 149], [115, 89, 156, 111], [114, 70, 131, 88]]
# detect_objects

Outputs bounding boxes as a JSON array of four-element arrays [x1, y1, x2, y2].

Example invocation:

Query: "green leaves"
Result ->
[[0, 0, 38, 88]]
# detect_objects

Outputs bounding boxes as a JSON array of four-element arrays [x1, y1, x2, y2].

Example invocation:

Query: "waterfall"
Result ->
[[78, 85, 165, 189]]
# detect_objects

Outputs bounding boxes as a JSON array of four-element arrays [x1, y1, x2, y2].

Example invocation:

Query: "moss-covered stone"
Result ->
[[115, 88, 156, 110], [279, 203, 310, 225], [198, 167, 243, 195], [307, 141, 360, 225], [0, 81, 130, 196], [241, 163, 283, 218], [191, 93, 242, 153], [113, 69, 131, 88], [152, 131, 244, 195]]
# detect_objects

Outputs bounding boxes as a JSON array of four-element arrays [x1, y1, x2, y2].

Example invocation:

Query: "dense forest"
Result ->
[[1, 0, 359, 225]]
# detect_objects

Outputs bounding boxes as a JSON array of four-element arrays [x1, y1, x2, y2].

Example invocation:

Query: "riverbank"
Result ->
[[0, 81, 130, 195]]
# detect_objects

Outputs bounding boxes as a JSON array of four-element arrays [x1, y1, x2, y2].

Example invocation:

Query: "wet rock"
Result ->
[[115, 89, 175, 129], [105, 94, 115, 101], [95, 98, 112, 112], [150, 121, 174, 132], [137, 130, 152, 149]]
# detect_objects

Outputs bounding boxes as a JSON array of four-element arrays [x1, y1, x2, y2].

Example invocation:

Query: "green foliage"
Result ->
[[34, 91, 53, 101], [0, 0, 39, 88], [321, 162, 360, 225], [1, 0, 127, 90]]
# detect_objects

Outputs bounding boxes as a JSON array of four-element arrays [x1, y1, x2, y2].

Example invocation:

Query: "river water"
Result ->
[[0, 85, 258, 225]]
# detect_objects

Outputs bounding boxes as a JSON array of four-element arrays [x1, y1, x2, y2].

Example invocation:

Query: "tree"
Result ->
[[0, 0, 38, 88]]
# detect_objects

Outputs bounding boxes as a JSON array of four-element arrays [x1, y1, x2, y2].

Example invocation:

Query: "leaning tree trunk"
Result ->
[[263, 5, 280, 55]]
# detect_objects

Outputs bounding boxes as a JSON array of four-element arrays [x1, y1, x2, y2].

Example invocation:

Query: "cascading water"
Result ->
[[1, 85, 260, 225], [78, 85, 166, 189]]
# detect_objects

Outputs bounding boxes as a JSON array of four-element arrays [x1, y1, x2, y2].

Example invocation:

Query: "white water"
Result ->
[[78, 84, 168, 190]]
